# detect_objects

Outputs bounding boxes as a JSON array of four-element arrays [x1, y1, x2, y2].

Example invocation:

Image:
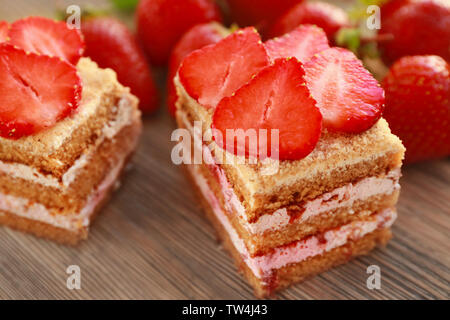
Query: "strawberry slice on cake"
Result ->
[[212, 58, 322, 160], [179, 27, 269, 108], [7, 16, 85, 64], [305, 47, 385, 133], [0, 45, 81, 139], [265, 25, 329, 63]]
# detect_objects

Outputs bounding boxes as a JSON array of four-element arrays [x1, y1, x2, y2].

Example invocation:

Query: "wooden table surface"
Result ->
[[0, 0, 449, 300]]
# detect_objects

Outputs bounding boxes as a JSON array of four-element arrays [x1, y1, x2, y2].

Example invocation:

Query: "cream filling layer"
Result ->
[[180, 110, 400, 235], [217, 160, 400, 235], [0, 156, 124, 231], [0, 97, 134, 190], [189, 164, 397, 280]]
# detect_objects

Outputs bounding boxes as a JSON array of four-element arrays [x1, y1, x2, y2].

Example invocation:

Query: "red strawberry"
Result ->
[[7, 16, 84, 65], [267, 1, 349, 43], [179, 27, 269, 109], [379, 0, 450, 64], [212, 58, 322, 160], [304, 47, 384, 133], [137, 0, 222, 65], [0, 21, 9, 42], [82, 17, 159, 114], [380, 0, 411, 19], [265, 25, 329, 63], [382, 55, 450, 163], [167, 22, 228, 117], [225, 0, 302, 31], [0, 44, 81, 139]]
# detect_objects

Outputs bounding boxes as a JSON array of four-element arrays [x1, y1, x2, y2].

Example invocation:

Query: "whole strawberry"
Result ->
[[225, 0, 301, 31], [382, 55, 450, 163], [137, 0, 222, 65], [379, 0, 450, 64], [167, 22, 228, 117], [82, 17, 159, 114], [267, 1, 349, 43]]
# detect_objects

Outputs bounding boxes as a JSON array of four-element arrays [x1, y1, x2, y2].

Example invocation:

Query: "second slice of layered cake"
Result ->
[[174, 27, 405, 297], [0, 57, 141, 244], [0, 16, 143, 245]]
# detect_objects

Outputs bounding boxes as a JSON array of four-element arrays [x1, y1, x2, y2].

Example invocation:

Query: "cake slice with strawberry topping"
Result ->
[[0, 16, 142, 244], [174, 26, 405, 297]]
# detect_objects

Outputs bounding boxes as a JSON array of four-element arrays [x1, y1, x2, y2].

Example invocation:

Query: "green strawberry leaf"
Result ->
[[111, 0, 139, 11]]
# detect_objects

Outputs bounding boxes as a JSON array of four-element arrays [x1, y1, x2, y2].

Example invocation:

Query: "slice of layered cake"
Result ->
[[0, 18, 142, 244], [174, 27, 405, 297]]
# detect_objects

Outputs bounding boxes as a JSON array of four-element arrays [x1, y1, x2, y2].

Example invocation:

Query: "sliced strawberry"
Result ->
[[167, 22, 227, 117], [0, 21, 9, 42], [304, 47, 384, 133], [8, 16, 85, 65], [265, 25, 329, 63], [179, 27, 270, 109], [267, 1, 350, 42], [0, 44, 81, 139], [212, 59, 322, 160]]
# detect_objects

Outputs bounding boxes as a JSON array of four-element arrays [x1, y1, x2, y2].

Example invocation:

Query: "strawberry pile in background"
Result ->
[[1, 0, 448, 163]]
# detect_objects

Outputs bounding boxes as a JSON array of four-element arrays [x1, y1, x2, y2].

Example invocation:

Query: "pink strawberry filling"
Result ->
[[188, 163, 396, 280]]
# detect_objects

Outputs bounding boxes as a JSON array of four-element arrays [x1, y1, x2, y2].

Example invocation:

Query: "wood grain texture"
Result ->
[[0, 0, 449, 300]]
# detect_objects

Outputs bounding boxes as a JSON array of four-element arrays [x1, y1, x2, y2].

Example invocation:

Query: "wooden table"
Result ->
[[0, 0, 449, 300]]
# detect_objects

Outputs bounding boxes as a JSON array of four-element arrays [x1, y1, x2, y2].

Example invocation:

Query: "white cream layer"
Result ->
[[189, 164, 397, 280], [0, 97, 134, 190], [0, 157, 124, 231]]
